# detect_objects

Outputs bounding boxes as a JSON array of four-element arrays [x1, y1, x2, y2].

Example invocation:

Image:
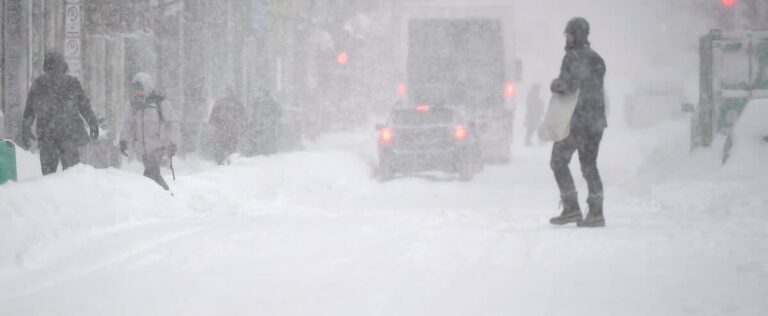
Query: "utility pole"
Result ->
[[181, 0, 207, 154], [1, 0, 4, 127], [64, 0, 82, 80], [2, 0, 30, 142]]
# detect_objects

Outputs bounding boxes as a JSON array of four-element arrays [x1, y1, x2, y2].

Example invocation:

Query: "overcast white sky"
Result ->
[[514, 0, 714, 107]]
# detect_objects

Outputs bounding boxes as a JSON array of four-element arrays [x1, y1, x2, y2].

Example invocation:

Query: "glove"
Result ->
[[90, 124, 99, 140], [119, 140, 128, 157], [21, 128, 36, 150], [551, 79, 567, 95], [167, 143, 177, 157]]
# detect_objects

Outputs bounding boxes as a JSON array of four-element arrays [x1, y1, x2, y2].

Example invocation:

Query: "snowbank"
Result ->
[[1, 119, 767, 315], [0, 147, 376, 270], [605, 114, 768, 218], [0, 166, 185, 270], [727, 99, 768, 179]]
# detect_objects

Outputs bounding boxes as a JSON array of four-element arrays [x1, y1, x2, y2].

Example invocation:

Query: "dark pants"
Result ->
[[142, 150, 169, 191], [213, 129, 238, 164], [40, 138, 81, 175], [550, 129, 604, 201]]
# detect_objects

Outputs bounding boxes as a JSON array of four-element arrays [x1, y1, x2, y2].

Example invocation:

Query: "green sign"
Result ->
[[754, 40, 768, 89], [0, 139, 18, 184], [716, 35, 768, 132], [718, 97, 749, 131]]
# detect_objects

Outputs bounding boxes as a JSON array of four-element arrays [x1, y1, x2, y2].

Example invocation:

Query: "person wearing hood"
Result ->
[[21, 52, 100, 175], [209, 85, 246, 164], [548, 17, 607, 227], [120, 72, 180, 190]]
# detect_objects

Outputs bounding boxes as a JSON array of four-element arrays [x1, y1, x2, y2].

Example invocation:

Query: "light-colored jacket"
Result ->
[[120, 73, 180, 157]]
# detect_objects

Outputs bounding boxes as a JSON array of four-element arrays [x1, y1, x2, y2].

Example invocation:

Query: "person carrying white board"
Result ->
[[544, 17, 607, 227]]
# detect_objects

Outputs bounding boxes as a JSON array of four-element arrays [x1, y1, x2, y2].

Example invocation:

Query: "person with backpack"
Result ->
[[21, 52, 100, 175], [119, 73, 180, 190], [548, 17, 607, 227]]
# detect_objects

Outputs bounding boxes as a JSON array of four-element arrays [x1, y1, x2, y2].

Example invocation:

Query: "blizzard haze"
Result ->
[[1, 0, 768, 315]]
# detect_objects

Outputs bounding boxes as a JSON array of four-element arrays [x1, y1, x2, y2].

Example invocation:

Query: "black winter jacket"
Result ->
[[210, 96, 247, 135], [551, 45, 607, 133], [22, 69, 99, 145]]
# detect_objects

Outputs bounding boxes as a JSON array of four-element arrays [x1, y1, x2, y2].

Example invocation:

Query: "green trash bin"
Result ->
[[0, 138, 18, 184]]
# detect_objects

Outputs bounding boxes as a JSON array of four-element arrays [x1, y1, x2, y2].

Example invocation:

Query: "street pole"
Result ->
[[181, 0, 207, 154], [2, 0, 30, 143], [64, 0, 82, 80], [1, 0, 4, 123]]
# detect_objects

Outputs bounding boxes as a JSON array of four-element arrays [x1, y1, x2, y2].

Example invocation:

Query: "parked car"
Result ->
[[376, 104, 483, 181]]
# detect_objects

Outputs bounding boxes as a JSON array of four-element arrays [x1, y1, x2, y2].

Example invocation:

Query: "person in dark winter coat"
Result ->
[[525, 83, 545, 146], [209, 87, 247, 164], [548, 17, 607, 227], [248, 90, 282, 156], [120, 73, 180, 191], [21, 52, 100, 175]]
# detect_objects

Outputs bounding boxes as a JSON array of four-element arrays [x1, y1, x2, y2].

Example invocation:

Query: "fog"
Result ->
[[2, 1, 768, 315], [0, 0, 754, 152], [516, 0, 709, 107]]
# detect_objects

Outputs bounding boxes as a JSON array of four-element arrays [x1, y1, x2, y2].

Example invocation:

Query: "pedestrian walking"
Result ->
[[548, 18, 608, 227], [21, 52, 100, 175], [119, 73, 180, 191]]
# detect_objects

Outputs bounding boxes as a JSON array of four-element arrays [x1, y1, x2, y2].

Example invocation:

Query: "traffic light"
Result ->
[[504, 81, 517, 99], [397, 83, 408, 97], [717, 0, 738, 30], [336, 52, 349, 65]]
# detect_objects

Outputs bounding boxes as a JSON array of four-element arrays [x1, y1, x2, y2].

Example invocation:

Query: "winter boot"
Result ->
[[550, 192, 583, 225], [579, 194, 605, 227]]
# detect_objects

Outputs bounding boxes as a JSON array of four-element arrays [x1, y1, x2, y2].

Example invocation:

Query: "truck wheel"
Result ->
[[379, 158, 395, 181], [457, 160, 475, 182], [458, 167, 474, 182]]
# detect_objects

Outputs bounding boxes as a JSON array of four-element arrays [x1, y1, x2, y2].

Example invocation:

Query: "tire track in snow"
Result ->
[[0, 222, 203, 300]]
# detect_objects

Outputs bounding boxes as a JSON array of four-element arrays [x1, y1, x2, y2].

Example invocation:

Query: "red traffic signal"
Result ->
[[722, 0, 736, 8], [397, 83, 408, 96], [504, 81, 517, 98], [337, 52, 349, 65]]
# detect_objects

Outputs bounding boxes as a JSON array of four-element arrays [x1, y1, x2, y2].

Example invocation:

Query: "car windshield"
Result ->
[[392, 108, 454, 126]]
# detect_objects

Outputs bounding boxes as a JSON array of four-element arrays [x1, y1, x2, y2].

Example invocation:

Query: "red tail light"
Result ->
[[398, 83, 408, 96], [454, 125, 467, 141], [380, 127, 394, 144], [415, 104, 430, 112], [504, 81, 517, 99]]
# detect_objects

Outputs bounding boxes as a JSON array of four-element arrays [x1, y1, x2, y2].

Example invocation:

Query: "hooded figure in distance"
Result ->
[[120, 72, 180, 190], [209, 85, 246, 164], [548, 17, 607, 227], [525, 83, 545, 146], [21, 52, 100, 175]]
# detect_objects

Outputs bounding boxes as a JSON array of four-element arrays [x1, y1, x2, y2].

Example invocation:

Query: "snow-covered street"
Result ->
[[2, 120, 767, 315]]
